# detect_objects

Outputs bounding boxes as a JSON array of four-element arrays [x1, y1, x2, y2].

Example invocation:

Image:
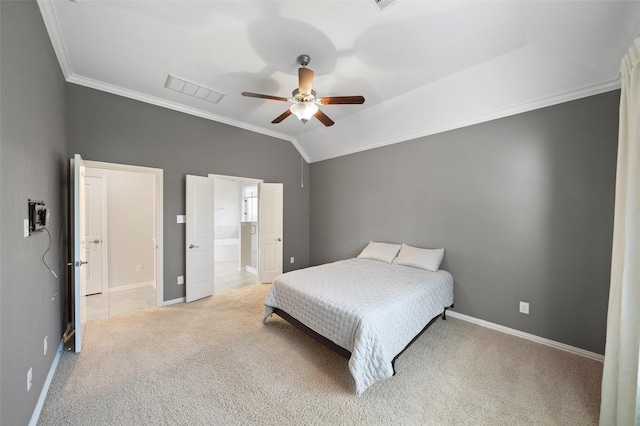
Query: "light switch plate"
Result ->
[[177, 215, 186, 223]]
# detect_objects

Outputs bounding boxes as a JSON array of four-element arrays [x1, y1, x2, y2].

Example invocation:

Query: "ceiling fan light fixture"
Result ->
[[290, 102, 318, 123], [242, 54, 363, 127]]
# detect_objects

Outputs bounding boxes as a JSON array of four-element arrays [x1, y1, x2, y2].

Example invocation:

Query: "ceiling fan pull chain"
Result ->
[[301, 125, 304, 188]]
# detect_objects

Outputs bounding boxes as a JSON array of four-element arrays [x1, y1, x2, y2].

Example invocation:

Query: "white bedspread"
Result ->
[[262, 258, 454, 395]]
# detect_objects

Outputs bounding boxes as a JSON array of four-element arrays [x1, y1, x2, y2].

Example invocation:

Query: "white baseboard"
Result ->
[[29, 340, 64, 426], [446, 310, 605, 362], [109, 281, 155, 293], [163, 297, 185, 306]]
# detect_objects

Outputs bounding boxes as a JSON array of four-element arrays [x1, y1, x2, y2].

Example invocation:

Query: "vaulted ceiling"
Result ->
[[39, 1, 640, 162]]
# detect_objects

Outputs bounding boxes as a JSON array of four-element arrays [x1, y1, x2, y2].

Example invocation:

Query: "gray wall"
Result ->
[[0, 1, 68, 424], [0, 3, 618, 422], [65, 84, 311, 301], [310, 91, 619, 354]]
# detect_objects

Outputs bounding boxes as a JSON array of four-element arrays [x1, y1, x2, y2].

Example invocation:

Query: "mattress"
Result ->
[[263, 258, 454, 395]]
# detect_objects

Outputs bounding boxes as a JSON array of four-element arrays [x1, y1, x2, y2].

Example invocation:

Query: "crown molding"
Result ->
[[66, 72, 619, 166], [37, 0, 73, 79], [69, 73, 296, 143], [307, 78, 621, 163], [289, 137, 311, 163]]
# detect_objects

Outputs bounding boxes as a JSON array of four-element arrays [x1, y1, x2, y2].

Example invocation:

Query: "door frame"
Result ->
[[83, 172, 109, 295], [85, 160, 164, 306]]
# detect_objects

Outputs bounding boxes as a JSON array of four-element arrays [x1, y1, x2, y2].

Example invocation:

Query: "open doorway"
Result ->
[[212, 176, 260, 294], [185, 174, 282, 302], [83, 161, 163, 320]]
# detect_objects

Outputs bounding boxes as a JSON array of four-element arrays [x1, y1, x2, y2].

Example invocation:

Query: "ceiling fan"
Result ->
[[241, 54, 365, 127]]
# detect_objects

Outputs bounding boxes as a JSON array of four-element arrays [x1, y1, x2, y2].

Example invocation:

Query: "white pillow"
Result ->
[[393, 244, 444, 271], [357, 241, 401, 264]]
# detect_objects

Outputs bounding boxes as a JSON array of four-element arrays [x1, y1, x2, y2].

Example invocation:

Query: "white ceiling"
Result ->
[[39, 1, 640, 162]]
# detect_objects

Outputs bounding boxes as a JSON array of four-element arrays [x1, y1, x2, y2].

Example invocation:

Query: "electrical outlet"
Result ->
[[136, 264, 143, 273], [290, 257, 294, 264], [177, 276, 184, 285], [44, 336, 48, 356], [27, 368, 32, 391], [177, 215, 186, 223], [519, 301, 530, 315]]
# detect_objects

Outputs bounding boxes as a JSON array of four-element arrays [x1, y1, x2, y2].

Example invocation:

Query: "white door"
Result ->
[[186, 175, 215, 302], [84, 175, 105, 295], [258, 183, 283, 283], [70, 154, 87, 353]]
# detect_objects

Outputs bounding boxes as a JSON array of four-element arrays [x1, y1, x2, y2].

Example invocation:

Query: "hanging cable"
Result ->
[[42, 227, 59, 301]]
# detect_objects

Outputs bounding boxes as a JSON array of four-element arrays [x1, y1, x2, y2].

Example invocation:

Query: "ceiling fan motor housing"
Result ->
[[292, 89, 316, 103]]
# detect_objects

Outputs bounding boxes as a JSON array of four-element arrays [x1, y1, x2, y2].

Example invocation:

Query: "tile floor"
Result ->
[[86, 262, 255, 321], [214, 261, 257, 294], [86, 284, 156, 322]]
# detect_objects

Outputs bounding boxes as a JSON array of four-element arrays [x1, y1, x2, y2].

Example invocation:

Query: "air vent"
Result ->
[[165, 75, 225, 104], [373, 0, 397, 11]]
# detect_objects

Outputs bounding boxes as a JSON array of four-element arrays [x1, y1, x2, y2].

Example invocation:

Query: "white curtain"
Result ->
[[600, 37, 640, 426]]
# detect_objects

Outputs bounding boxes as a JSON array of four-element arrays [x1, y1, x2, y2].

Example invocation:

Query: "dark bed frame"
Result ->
[[271, 303, 453, 374]]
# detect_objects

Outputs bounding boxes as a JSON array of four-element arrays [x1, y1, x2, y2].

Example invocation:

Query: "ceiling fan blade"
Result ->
[[271, 109, 293, 124], [241, 92, 288, 102], [319, 96, 365, 105], [314, 109, 334, 127], [298, 68, 314, 95]]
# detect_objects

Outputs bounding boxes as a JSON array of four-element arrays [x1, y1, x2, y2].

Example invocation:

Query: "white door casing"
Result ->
[[84, 175, 106, 295], [258, 183, 283, 284], [71, 154, 87, 353], [186, 174, 215, 302]]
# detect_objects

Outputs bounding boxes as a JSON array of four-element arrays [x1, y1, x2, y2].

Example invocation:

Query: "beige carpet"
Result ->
[[38, 284, 602, 425]]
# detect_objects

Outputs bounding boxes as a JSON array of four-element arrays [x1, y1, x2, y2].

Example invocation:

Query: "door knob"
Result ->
[[91, 239, 100, 244], [189, 244, 199, 249], [276, 238, 282, 242]]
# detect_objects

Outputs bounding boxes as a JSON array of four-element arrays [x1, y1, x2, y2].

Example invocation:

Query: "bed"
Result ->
[[262, 242, 454, 395]]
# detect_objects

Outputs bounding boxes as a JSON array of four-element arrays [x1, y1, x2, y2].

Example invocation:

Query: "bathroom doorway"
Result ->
[[212, 176, 260, 293]]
